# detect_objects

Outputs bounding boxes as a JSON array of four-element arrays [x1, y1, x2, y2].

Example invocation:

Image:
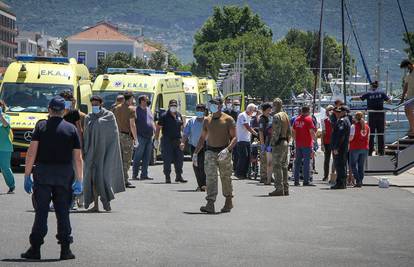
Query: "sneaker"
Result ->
[[294, 182, 300, 186], [125, 182, 136, 188], [7, 187, 15, 194], [303, 182, 316, 187]]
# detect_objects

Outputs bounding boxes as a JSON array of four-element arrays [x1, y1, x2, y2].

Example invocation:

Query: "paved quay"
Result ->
[[0, 154, 414, 267]]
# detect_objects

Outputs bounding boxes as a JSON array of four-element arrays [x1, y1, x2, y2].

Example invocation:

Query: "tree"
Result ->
[[282, 29, 353, 77], [59, 39, 68, 57], [193, 5, 272, 75], [403, 32, 414, 60], [148, 51, 167, 70], [194, 6, 272, 45], [95, 52, 147, 75]]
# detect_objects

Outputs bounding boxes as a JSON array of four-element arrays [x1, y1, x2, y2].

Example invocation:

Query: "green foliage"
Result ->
[[95, 52, 147, 75], [403, 32, 414, 60], [148, 51, 167, 70], [59, 39, 68, 57], [193, 6, 312, 99], [282, 29, 353, 76], [194, 5, 272, 46]]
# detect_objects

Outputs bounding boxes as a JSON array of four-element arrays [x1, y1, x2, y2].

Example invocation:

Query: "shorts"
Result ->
[[405, 97, 414, 108]]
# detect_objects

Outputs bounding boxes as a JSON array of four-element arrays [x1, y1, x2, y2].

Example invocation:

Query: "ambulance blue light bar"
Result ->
[[107, 68, 128, 74], [174, 71, 192, 77], [155, 70, 167, 74], [16, 56, 69, 63]]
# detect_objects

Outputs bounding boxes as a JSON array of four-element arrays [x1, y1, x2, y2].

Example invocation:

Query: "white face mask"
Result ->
[[233, 105, 240, 112], [226, 104, 232, 110], [170, 106, 177, 113], [252, 112, 257, 117]]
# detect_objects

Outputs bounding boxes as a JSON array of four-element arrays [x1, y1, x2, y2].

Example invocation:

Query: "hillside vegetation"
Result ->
[[6, 0, 414, 83]]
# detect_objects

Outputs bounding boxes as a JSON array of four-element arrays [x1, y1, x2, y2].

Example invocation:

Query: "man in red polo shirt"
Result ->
[[293, 106, 316, 186], [321, 105, 334, 181]]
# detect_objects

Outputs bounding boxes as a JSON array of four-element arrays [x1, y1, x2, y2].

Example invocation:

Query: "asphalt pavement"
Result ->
[[0, 153, 414, 267]]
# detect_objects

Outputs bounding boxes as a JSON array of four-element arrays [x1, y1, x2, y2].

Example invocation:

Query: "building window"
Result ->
[[97, 51, 106, 66], [21, 41, 27, 54], [77, 51, 86, 64]]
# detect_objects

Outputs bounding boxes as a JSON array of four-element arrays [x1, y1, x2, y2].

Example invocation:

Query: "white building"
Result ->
[[67, 21, 144, 70]]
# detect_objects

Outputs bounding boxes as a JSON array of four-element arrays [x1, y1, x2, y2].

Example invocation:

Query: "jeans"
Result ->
[[294, 147, 312, 184], [323, 144, 332, 180], [235, 141, 250, 178], [132, 136, 153, 178], [350, 149, 368, 185], [0, 151, 15, 189], [190, 145, 206, 188], [368, 112, 385, 155]]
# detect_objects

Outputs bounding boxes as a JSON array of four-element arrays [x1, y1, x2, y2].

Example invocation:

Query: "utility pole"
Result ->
[[241, 44, 245, 93]]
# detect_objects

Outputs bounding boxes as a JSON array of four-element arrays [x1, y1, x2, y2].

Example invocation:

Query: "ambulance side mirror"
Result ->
[[80, 104, 88, 114]]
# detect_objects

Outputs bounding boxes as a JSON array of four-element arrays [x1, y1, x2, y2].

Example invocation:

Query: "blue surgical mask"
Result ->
[[196, 111, 204, 118], [0, 107, 2, 114], [64, 101, 72, 110], [209, 104, 218, 113], [92, 106, 100, 114], [233, 105, 240, 112]]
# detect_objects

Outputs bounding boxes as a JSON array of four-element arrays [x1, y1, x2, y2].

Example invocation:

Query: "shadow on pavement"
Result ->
[[2, 258, 61, 263], [173, 189, 197, 193], [183, 211, 221, 215], [253, 195, 271, 197]]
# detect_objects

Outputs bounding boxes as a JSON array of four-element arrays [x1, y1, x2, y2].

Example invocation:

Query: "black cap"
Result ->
[[48, 96, 65, 111], [209, 96, 223, 105], [334, 105, 350, 113], [169, 99, 178, 106]]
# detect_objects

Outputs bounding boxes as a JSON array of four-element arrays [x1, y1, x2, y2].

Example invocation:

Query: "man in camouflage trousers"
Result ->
[[113, 91, 138, 189], [193, 97, 237, 214], [269, 98, 291, 196]]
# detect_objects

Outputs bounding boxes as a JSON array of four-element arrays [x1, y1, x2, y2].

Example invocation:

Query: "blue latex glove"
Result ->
[[24, 175, 33, 194], [260, 144, 266, 152], [72, 180, 83, 195]]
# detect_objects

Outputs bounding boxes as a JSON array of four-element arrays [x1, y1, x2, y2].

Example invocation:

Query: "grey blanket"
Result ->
[[83, 108, 125, 208]]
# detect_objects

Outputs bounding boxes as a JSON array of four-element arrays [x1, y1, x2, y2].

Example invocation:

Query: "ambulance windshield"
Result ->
[[1, 83, 73, 113]]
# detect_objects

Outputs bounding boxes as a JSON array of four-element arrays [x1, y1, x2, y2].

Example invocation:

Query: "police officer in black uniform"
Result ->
[[154, 99, 187, 184], [352, 81, 389, 155], [21, 96, 83, 260], [331, 105, 351, 190]]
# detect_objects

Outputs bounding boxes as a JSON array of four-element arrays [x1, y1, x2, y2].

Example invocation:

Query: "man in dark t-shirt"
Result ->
[[258, 103, 273, 184], [352, 81, 390, 155], [22, 96, 83, 260], [60, 91, 83, 146]]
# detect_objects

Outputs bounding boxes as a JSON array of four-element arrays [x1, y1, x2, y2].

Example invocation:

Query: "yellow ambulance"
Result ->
[[92, 68, 186, 116], [0, 56, 92, 166]]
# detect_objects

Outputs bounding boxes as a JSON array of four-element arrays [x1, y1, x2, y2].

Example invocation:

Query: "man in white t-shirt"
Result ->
[[235, 103, 257, 179], [400, 59, 414, 134]]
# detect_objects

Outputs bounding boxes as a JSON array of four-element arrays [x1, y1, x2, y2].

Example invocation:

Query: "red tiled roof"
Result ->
[[67, 22, 134, 41]]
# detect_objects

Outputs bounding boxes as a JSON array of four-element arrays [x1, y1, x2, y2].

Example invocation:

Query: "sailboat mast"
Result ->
[[342, 0, 347, 104], [313, 0, 324, 113], [376, 0, 382, 82]]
